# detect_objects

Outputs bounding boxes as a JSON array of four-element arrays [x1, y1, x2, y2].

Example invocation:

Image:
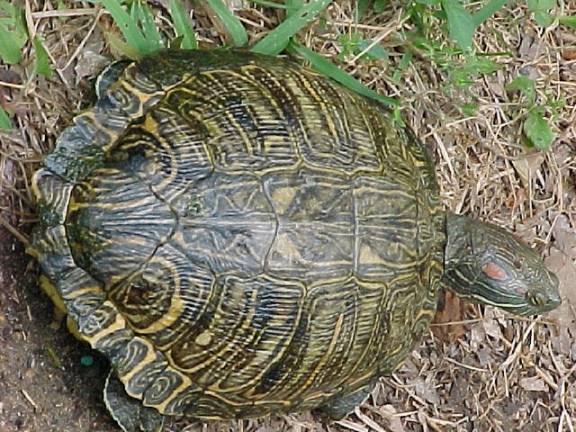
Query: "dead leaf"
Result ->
[[414, 377, 440, 405], [75, 50, 109, 85], [562, 49, 576, 60], [431, 291, 468, 341], [376, 405, 406, 432], [510, 153, 545, 190], [519, 376, 549, 392], [551, 213, 576, 258], [545, 248, 576, 355]]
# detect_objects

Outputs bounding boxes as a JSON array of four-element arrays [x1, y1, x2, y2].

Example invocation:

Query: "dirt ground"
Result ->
[[1, 1, 575, 432]]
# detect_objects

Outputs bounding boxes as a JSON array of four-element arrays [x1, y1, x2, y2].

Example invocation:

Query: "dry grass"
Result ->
[[0, 1, 574, 432]]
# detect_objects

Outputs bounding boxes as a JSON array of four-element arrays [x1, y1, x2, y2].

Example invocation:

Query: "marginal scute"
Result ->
[[29, 224, 76, 282], [55, 267, 105, 319], [31, 49, 446, 426]]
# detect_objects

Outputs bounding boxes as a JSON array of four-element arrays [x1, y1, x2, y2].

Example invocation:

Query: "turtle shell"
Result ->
[[31, 49, 444, 422]]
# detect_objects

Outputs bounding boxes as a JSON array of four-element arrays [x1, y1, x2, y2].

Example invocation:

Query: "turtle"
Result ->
[[29, 49, 561, 432]]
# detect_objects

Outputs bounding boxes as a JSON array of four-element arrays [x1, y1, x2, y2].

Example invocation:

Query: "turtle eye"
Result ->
[[513, 259, 522, 269], [527, 291, 545, 307]]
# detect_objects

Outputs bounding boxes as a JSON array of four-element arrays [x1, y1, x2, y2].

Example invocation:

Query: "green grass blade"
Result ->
[[284, 0, 304, 17], [33, 37, 52, 77], [558, 16, 576, 30], [441, 0, 475, 51], [471, 0, 508, 27], [392, 50, 413, 84], [252, 0, 334, 55], [0, 107, 11, 131], [356, 0, 372, 19], [205, 0, 248, 46], [131, 1, 163, 51], [107, 32, 143, 60], [169, 0, 197, 49], [287, 41, 398, 107], [101, 0, 148, 54], [0, 23, 22, 64], [249, 0, 288, 8]]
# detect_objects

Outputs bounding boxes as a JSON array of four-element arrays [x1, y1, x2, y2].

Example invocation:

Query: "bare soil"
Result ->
[[1, 1, 575, 432]]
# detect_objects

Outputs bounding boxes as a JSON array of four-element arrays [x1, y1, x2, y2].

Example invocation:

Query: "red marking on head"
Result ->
[[482, 262, 508, 281]]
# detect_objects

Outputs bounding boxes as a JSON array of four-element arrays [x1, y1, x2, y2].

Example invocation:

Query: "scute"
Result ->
[[31, 49, 445, 425]]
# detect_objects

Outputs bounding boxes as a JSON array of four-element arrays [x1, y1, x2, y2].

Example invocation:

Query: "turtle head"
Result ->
[[442, 213, 561, 316]]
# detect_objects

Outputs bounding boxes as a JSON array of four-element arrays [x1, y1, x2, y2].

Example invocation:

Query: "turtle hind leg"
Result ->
[[315, 381, 377, 420], [104, 371, 165, 432]]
